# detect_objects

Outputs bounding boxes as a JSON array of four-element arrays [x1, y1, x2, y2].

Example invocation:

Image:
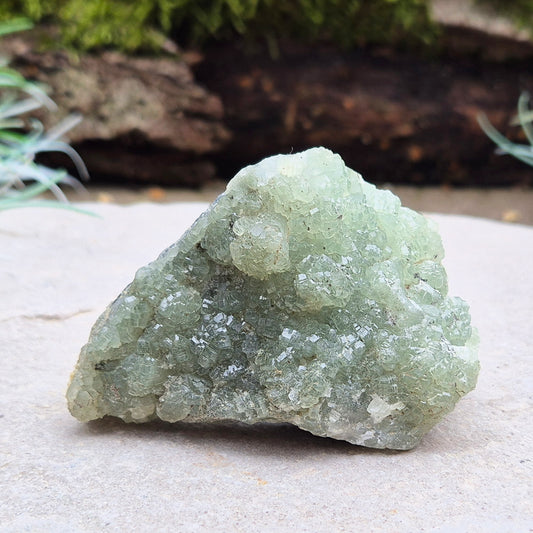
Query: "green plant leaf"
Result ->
[[0, 18, 33, 37], [0, 18, 92, 216], [517, 92, 533, 146], [478, 93, 533, 168]]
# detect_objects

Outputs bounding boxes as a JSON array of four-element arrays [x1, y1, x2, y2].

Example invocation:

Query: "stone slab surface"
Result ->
[[1, 203, 531, 532]]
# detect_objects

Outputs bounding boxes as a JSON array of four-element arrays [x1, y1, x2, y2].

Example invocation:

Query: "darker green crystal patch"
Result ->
[[67, 147, 479, 450]]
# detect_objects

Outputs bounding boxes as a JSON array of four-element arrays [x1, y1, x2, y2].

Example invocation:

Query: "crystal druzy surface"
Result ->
[[67, 148, 479, 450]]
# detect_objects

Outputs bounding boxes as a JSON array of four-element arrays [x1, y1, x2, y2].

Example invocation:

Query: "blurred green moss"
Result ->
[[4, 0, 531, 54], [0, 0, 436, 52]]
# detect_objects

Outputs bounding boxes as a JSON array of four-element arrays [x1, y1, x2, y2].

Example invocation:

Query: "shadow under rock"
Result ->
[[79, 417, 403, 458]]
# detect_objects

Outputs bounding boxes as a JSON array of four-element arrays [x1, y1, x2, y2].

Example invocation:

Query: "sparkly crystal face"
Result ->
[[67, 148, 479, 450]]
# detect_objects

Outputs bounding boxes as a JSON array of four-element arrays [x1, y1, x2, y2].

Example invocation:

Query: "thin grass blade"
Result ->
[[517, 92, 533, 146]]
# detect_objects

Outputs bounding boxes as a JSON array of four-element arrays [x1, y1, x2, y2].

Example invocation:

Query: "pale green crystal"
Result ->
[[67, 147, 479, 450]]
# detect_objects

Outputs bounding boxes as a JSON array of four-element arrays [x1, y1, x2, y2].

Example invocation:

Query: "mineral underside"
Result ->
[[67, 147, 479, 450]]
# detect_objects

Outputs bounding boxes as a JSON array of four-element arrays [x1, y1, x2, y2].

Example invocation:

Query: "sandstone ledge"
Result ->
[[1, 203, 531, 531]]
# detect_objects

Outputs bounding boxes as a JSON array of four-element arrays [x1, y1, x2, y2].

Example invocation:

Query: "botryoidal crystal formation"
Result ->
[[67, 147, 479, 450]]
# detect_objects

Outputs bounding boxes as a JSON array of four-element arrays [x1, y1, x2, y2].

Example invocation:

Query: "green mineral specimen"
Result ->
[[67, 147, 479, 450]]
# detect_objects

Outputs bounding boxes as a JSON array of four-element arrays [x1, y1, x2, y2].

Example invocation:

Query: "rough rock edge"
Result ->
[[1, 30, 230, 185]]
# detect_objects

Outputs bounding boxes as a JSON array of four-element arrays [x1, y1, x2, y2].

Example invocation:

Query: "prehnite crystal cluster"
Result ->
[[67, 147, 479, 450]]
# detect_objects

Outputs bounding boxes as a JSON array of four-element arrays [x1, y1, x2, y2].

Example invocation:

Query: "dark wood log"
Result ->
[[194, 38, 533, 187], [3, 21, 533, 187]]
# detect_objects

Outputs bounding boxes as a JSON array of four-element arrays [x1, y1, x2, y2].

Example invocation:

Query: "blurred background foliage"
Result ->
[[1, 0, 440, 52], [0, 3, 531, 218], [1, 0, 531, 54]]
